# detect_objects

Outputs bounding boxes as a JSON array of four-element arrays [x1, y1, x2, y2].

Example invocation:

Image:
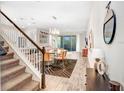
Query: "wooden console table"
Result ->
[[86, 68, 110, 91]]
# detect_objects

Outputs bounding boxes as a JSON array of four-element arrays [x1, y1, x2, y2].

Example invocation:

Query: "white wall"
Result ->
[[23, 29, 87, 51], [24, 27, 37, 42], [0, 24, 20, 46], [24, 27, 51, 48], [89, 1, 124, 88]]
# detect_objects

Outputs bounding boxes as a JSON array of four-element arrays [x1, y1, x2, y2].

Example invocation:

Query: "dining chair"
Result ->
[[55, 49, 67, 68], [44, 52, 53, 69]]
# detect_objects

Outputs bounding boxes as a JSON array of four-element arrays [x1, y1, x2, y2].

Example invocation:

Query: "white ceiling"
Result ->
[[0, 1, 92, 32]]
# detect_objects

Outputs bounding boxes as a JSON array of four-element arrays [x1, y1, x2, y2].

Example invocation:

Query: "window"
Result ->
[[57, 35, 76, 51]]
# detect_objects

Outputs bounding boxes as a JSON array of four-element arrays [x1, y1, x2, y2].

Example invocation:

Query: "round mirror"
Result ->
[[103, 9, 116, 44]]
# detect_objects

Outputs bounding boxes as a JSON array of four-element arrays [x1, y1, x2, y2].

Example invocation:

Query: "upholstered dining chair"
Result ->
[[55, 49, 67, 68], [44, 52, 53, 69]]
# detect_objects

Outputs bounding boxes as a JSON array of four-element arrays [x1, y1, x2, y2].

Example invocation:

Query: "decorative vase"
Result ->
[[94, 58, 100, 72]]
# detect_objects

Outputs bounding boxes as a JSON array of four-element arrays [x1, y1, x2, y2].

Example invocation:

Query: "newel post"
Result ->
[[41, 47, 46, 89]]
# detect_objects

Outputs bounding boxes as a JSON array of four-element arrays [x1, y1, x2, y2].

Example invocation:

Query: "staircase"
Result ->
[[0, 41, 40, 91]]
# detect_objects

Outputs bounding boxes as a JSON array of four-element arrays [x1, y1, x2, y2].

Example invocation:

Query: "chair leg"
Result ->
[[62, 60, 65, 71], [47, 63, 50, 70], [56, 60, 59, 64]]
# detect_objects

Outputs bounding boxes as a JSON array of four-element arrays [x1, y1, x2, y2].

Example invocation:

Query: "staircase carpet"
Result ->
[[17, 80, 40, 91], [0, 41, 40, 91], [0, 52, 14, 61], [1, 73, 32, 91], [0, 58, 19, 70], [1, 65, 26, 83], [0, 41, 4, 46]]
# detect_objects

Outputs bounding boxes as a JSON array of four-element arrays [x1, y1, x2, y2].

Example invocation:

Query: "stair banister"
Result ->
[[0, 10, 46, 89]]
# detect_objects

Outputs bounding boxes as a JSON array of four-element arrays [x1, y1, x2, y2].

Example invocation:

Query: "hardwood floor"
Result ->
[[41, 52, 87, 91]]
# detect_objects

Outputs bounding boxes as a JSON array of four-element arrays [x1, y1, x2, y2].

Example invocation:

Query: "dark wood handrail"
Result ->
[[0, 10, 43, 53], [0, 10, 46, 89]]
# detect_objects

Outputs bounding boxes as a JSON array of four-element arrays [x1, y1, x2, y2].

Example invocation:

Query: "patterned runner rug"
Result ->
[[45, 59, 77, 78]]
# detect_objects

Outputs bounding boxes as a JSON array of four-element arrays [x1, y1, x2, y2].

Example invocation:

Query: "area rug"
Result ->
[[45, 59, 77, 78]]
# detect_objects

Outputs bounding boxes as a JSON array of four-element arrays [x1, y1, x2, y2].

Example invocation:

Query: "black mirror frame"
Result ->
[[103, 9, 116, 44]]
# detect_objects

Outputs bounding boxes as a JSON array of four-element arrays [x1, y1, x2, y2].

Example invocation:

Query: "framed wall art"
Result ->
[[88, 30, 94, 49], [38, 31, 49, 45]]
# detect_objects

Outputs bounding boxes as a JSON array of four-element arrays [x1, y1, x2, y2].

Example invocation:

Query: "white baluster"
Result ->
[[39, 52, 41, 72], [29, 49, 31, 63], [12, 30, 14, 44], [0, 18, 44, 79], [35, 49, 37, 68], [33, 48, 35, 67], [34, 48, 36, 68]]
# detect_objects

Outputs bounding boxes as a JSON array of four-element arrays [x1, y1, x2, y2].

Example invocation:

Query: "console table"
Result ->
[[86, 68, 110, 91]]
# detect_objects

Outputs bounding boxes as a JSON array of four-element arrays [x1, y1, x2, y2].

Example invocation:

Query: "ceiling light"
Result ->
[[31, 18, 34, 20], [20, 18, 24, 20], [27, 23, 31, 26], [32, 22, 36, 24], [52, 16, 57, 20], [21, 25, 25, 29]]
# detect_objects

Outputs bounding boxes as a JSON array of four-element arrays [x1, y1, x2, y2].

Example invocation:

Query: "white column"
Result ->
[[76, 34, 80, 52]]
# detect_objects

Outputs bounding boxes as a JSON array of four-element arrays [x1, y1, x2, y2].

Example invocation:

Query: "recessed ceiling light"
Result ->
[[27, 23, 31, 26], [31, 18, 34, 20], [52, 16, 57, 20], [20, 18, 24, 20], [13, 18, 17, 21], [32, 22, 35, 24], [21, 25, 25, 28], [35, 1, 41, 3]]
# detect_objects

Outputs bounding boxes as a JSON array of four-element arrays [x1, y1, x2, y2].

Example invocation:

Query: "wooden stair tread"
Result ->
[[0, 58, 19, 66], [18, 80, 40, 91], [2, 73, 32, 91], [1, 65, 25, 78]]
